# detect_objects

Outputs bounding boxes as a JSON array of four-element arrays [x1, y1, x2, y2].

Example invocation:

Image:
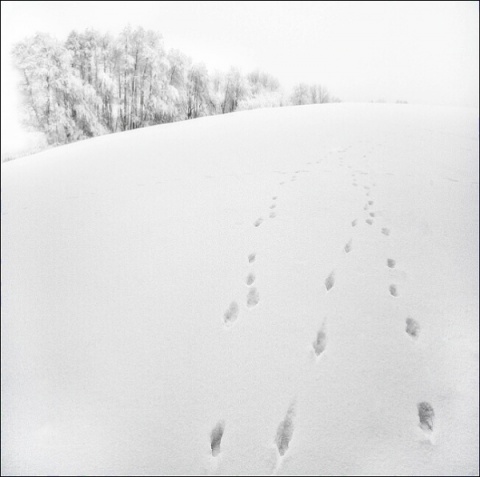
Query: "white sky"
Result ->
[[1, 1, 479, 153]]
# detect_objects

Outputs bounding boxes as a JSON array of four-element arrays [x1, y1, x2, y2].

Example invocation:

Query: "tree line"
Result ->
[[12, 26, 340, 146]]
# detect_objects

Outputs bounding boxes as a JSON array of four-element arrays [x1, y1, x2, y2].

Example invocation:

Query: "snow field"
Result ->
[[2, 103, 478, 475]]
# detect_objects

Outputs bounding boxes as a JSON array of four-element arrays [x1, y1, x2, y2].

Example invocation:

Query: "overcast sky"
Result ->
[[1, 1, 478, 152]]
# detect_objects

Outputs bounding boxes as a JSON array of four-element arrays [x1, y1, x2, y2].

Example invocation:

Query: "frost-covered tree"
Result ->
[[221, 67, 248, 114], [13, 33, 64, 143], [186, 63, 212, 119], [291, 83, 311, 105], [238, 70, 284, 111], [208, 71, 225, 115], [310, 84, 330, 104], [12, 33, 104, 144], [291, 82, 337, 106], [166, 49, 189, 119], [247, 70, 280, 95]]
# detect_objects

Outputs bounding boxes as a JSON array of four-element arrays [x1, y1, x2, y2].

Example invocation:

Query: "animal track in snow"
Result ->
[[246, 273, 255, 286], [369, 212, 375, 217], [270, 211, 277, 218], [272, 196, 277, 200], [275, 402, 296, 457], [325, 271, 335, 291], [344, 239, 352, 253], [417, 402, 434, 431], [389, 284, 398, 297], [223, 302, 239, 326], [366, 218, 373, 225], [368, 200, 373, 205], [248, 253, 256, 263], [254, 218, 263, 227], [381, 227, 390, 236], [247, 287, 260, 308], [387, 258, 396, 268], [351, 219, 358, 227], [312, 326, 327, 356], [270, 204, 276, 209], [406, 317, 420, 339], [210, 421, 225, 457]]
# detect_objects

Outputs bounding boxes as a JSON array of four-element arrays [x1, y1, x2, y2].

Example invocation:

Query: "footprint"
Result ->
[[210, 421, 225, 457], [275, 402, 296, 457], [366, 218, 373, 225], [248, 253, 256, 263], [272, 196, 278, 200], [369, 212, 375, 217], [246, 273, 255, 286], [353, 183, 358, 187], [389, 284, 398, 297], [381, 227, 390, 236], [325, 271, 335, 291], [363, 204, 369, 210], [223, 302, 239, 326], [351, 219, 358, 227], [269, 211, 277, 219], [368, 200, 373, 206], [387, 258, 396, 268], [247, 287, 260, 308], [417, 402, 434, 432], [406, 317, 420, 339], [344, 239, 352, 253], [270, 204, 276, 209], [312, 326, 327, 356], [254, 218, 263, 227]]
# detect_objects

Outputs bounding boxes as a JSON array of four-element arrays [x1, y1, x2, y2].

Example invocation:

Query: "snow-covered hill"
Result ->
[[2, 104, 478, 476]]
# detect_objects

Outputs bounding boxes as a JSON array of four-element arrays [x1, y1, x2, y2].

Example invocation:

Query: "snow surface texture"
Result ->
[[1, 104, 479, 476]]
